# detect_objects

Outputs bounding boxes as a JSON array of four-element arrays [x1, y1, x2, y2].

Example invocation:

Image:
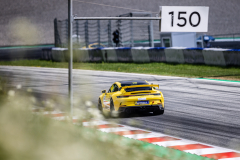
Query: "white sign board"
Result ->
[[160, 6, 209, 32]]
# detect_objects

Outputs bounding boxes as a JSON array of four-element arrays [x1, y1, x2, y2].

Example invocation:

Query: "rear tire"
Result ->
[[98, 98, 103, 112], [110, 98, 116, 117], [154, 110, 164, 115]]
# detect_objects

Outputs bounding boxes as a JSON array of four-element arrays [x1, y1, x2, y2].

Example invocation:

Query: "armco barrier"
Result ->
[[183, 48, 204, 64], [202, 48, 228, 66], [0, 47, 43, 61], [52, 48, 66, 62], [41, 48, 53, 60], [147, 47, 166, 62], [89, 49, 103, 62], [115, 47, 133, 62], [101, 48, 118, 62], [131, 47, 150, 63], [223, 49, 240, 66], [75, 48, 90, 62], [165, 47, 185, 64], [72, 49, 79, 62], [46, 47, 240, 67]]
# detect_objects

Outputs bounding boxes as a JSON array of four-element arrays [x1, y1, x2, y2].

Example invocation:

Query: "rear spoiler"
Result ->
[[121, 84, 159, 90]]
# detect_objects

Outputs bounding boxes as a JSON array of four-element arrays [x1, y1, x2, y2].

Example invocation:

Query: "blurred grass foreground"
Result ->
[[0, 78, 213, 160], [0, 77, 165, 160]]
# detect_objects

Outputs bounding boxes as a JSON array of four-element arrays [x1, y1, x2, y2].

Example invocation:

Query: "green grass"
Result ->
[[1, 60, 240, 81]]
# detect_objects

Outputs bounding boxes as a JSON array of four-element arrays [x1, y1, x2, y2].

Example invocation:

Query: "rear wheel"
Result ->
[[110, 99, 117, 117], [98, 98, 103, 112], [154, 110, 164, 115]]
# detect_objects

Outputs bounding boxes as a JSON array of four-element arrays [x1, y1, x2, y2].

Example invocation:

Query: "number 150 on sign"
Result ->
[[160, 6, 209, 32]]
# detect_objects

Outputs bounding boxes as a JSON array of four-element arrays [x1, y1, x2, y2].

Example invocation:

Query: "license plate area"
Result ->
[[136, 101, 149, 105]]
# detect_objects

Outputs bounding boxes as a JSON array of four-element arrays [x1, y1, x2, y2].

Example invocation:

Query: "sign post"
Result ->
[[68, 0, 73, 116]]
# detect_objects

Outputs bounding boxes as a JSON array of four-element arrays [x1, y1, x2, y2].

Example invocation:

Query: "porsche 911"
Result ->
[[98, 80, 164, 117]]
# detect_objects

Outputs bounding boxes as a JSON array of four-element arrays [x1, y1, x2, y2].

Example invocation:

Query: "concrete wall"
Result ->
[[46, 47, 240, 66], [1, 46, 239, 67]]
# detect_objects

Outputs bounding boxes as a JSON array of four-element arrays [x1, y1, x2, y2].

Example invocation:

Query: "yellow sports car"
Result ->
[[82, 43, 105, 49], [98, 80, 164, 117]]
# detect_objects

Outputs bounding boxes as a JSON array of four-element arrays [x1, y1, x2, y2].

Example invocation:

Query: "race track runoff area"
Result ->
[[1, 66, 240, 159]]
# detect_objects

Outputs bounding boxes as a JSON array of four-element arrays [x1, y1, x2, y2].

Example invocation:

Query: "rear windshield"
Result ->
[[124, 87, 152, 92], [121, 82, 152, 92]]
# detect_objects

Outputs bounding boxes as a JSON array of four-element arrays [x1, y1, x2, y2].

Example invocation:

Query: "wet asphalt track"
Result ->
[[1, 66, 240, 151]]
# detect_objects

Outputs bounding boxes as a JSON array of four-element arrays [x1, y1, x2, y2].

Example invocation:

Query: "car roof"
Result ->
[[118, 80, 148, 86]]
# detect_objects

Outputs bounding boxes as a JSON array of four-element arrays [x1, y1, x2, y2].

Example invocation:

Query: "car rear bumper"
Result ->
[[118, 105, 164, 113]]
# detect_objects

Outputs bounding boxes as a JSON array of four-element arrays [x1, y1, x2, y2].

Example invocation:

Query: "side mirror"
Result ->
[[102, 90, 106, 94]]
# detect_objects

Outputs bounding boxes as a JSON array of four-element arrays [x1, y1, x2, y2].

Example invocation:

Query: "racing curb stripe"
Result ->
[[103, 122, 240, 160], [185, 148, 234, 155], [220, 158, 240, 160], [112, 130, 151, 136], [40, 111, 240, 160], [201, 152, 240, 159], [124, 133, 166, 139], [138, 136, 180, 143], [87, 124, 124, 129], [169, 144, 213, 151], [98, 127, 130, 133], [153, 140, 198, 147], [43, 111, 65, 117]]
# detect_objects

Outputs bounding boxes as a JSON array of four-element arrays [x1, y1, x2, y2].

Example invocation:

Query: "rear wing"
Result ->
[[121, 84, 159, 90]]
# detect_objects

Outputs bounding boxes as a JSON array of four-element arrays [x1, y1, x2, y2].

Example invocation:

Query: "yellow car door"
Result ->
[[103, 84, 115, 111], [103, 84, 119, 111]]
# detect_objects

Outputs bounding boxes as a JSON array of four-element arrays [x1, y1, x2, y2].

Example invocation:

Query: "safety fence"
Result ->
[[54, 12, 157, 48], [42, 47, 240, 66]]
